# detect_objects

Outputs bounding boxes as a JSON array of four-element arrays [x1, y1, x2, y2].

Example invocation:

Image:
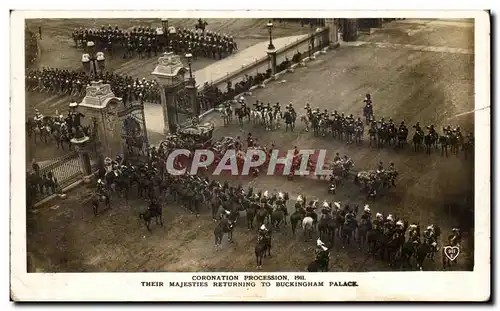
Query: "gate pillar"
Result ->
[[186, 77, 200, 117], [77, 80, 124, 161], [152, 52, 190, 134], [324, 18, 339, 47], [71, 136, 92, 176], [267, 50, 277, 76]]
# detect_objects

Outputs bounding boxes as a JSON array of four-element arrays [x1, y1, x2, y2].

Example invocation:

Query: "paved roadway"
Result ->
[[27, 19, 476, 272]]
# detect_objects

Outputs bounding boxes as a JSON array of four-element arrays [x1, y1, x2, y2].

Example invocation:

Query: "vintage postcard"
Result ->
[[10, 10, 490, 301]]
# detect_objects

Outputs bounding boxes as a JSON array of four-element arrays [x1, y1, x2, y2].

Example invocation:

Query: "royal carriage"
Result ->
[[177, 122, 215, 148]]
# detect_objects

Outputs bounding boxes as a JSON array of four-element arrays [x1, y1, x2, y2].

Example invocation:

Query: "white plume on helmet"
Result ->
[[387, 214, 394, 222], [317, 238, 325, 246], [322, 201, 329, 208], [334, 202, 341, 209], [296, 195, 303, 202], [364, 204, 370, 212], [376, 213, 383, 219], [260, 224, 266, 230], [396, 220, 404, 226]]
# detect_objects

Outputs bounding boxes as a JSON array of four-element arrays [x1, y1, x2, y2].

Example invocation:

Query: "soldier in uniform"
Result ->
[[273, 102, 281, 118], [315, 239, 330, 272], [34, 109, 44, 123], [385, 214, 395, 232], [304, 103, 311, 114], [376, 161, 384, 173], [427, 124, 437, 137], [408, 223, 421, 244], [423, 224, 439, 252], [305, 200, 318, 223], [247, 133, 254, 148], [333, 152, 341, 162], [355, 117, 364, 128], [395, 220, 405, 235], [361, 204, 371, 218], [373, 212, 384, 230], [399, 121, 407, 132], [258, 224, 270, 240], [449, 228, 462, 247], [387, 162, 397, 186], [96, 179, 108, 199], [253, 100, 261, 111], [346, 113, 355, 124], [364, 93, 372, 105], [413, 122, 423, 135]]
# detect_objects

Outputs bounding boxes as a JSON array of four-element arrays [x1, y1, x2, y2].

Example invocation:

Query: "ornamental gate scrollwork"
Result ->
[[117, 102, 149, 160], [174, 81, 195, 124]]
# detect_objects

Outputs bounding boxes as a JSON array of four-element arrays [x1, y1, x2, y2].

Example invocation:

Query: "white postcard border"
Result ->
[[10, 10, 490, 301]]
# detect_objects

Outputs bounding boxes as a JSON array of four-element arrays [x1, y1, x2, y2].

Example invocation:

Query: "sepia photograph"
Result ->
[[10, 9, 490, 301]]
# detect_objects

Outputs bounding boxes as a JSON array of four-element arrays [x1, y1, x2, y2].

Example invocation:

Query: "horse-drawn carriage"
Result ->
[[177, 122, 215, 149]]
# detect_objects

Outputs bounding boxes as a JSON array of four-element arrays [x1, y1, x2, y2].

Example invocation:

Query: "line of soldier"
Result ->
[[72, 25, 237, 60], [26, 68, 161, 105]]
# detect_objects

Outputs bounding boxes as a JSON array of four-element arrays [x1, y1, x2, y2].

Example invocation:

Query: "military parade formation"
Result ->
[[71, 20, 238, 60]]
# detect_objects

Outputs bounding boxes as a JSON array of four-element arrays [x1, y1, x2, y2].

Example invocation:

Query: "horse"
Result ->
[[318, 213, 336, 245], [449, 132, 461, 155], [368, 127, 378, 147], [251, 110, 263, 125], [357, 217, 372, 249], [439, 134, 451, 157], [53, 127, 72, 150], [245, 201, 258, 230], [290, 210, 304, 235], [397, 128, 408, 149], [195, 20, 209, 33], [341, 218, 357, 248], [299, 114, 310, 132], [32, 121, 51, 144], [235, 107, 250, 126], [220, 107, 231, 126], [424, 133, 435, 155], [270, 206, 285, 231], [283, 110, 296, 132], [354, 125, 364, 145], [262, 109, 273, 131], [302, 216, 314, 241], [214, 219, 235, 251], [91, 191, 111, 216], [415, 241, 433, 271], [139, 204, 163, 232], [412, 131, 424, 152], [255, 207, 268, 227], [255, 233, 272, 269]]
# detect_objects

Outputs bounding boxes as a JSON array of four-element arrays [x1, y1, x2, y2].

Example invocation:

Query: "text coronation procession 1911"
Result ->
[[25, 17, 473, 277]]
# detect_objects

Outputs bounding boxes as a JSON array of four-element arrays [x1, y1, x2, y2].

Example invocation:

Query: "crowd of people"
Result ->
[[71, 22, 238, 60]]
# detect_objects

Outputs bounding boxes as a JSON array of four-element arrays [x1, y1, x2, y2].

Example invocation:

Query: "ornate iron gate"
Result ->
[[174, 81, 196, 125], [118, 102, 149, 161]]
